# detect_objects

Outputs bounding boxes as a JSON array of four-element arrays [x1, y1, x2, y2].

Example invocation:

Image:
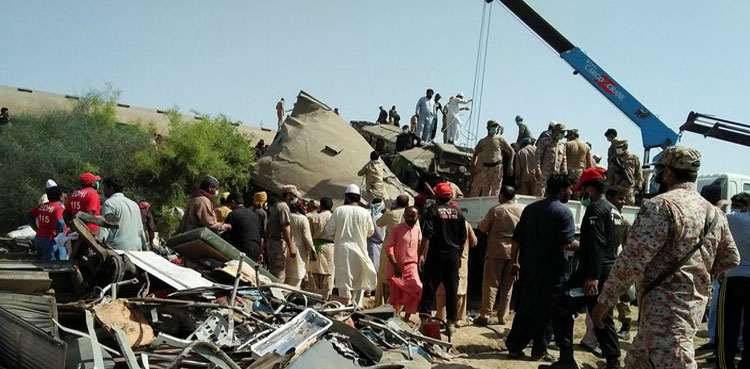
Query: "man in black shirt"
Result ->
[[223, 193, 262, 261], [506, 173, 578, 362], [418, 182, 467, 334], [395, 125, 421, 152], [550, 168, 622, 369]]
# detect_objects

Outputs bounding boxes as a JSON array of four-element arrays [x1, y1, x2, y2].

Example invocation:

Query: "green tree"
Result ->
[[126, 112, 255, 236], [0, 88, 151, 233]]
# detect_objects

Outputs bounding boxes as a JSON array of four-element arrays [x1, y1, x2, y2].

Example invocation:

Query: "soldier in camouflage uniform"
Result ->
[[606, 138, 643, 205], [593, 145, 740, 369], [535, 122, 568, 196], [565, 128, 594, 184]]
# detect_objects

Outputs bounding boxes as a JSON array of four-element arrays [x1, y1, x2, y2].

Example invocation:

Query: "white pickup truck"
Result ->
[[456, 194, 640, 232], [458, 172, 750, 231]]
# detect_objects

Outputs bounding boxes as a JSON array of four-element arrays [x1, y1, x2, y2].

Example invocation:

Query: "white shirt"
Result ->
[[325, 204, 376, 291]]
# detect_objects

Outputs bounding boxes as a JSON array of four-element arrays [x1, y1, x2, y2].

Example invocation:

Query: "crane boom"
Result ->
[[493, 0, 679, 156]]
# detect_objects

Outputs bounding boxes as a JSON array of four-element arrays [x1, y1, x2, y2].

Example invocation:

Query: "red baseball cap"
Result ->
[[433, 182, 453, 199], [573, 167, 607, 192], [139, 201, 151, 209], [79, 172, 102, 185]]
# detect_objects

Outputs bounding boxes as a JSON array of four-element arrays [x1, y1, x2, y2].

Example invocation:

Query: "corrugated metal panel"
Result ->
[[0, 293, 58, 337], [0, 306, 66, 369]]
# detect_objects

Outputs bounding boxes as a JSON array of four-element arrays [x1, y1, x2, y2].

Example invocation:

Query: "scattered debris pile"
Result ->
[[1, 218, 453, 368]]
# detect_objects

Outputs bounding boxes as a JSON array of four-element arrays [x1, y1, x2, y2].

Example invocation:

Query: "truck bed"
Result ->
[[456, 195, 639, 232]]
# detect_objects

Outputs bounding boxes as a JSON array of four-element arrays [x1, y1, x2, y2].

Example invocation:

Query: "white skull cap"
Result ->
[[45, 179, 58, 189], [345, 184, 361, 195]]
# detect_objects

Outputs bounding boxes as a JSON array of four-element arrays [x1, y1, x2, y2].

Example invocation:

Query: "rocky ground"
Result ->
[[431, 309, 716, 369]]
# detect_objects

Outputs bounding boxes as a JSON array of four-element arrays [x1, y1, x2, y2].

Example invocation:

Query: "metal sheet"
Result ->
[[0, 293, 58, 337], [0, 306, 66, 369], [114, 251, 213, 291]]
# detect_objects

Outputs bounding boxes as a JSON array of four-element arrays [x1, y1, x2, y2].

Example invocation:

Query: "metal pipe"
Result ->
[[53, 318, 121, 356], [230, 253, 245, 309]]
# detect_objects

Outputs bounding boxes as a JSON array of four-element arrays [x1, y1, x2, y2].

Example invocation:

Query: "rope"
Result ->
[[466, 2, 488, 147], [464, 2, 493, 148]]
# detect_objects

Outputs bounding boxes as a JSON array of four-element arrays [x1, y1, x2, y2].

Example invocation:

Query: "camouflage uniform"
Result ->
[[471, 128, 514, 197], [607, 139, 643, 205], [535, 131, 567, 196], [598, 145, 740, 369], [565, 132, 594, 183]]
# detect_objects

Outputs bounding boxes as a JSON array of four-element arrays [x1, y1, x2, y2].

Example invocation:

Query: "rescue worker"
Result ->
[[593, 145, 740, 369], [418, 182, 467, 334], [475, 185, 522, 326], [515, 115, 533, 147], [565, 128, 594, 184], [606, 138, 643, 205], [415, 89, 436, 142], [514, 138, 537, 196], [552, 168, 622, 369], [470, 120, 514, 197], [265, 185, 300, 281], [537, 122, 554, 143], [444, 92, 472, 144], [357, 151, 389, 201], [396, 125, 421, 152], [604, 128, 618, 163], [535, 122, 568, 196], [506, 173, 578, 362], [276, 98, 285, 129], [307, 197, 335, 299], [67, 172, 103, 234]]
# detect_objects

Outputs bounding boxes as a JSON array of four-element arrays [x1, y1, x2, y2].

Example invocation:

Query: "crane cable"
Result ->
[[463, 1, 493, 148]]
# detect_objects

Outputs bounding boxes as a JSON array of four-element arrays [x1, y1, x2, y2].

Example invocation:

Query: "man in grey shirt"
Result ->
[[98, 176, 148, 251]]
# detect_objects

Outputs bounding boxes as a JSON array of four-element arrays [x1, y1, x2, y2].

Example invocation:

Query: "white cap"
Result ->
[[457, 92, 464, 98], [345, 184, 360, 195], [45, 179, 57, 189]]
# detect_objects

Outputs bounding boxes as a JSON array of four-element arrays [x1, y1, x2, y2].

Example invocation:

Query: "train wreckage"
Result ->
[[0, 92, 458, 369]]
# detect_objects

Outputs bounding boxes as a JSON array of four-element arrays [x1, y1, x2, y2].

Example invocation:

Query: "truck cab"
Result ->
[[696, 173, 750, 202]]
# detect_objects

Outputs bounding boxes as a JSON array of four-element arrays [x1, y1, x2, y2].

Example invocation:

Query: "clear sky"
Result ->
[[2, 0, 748, 173]]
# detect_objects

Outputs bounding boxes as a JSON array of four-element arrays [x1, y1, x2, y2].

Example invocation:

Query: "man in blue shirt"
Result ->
[[716, 192, 750, 369], [414, 89, 436, 143], [505, 173, 578, 362]]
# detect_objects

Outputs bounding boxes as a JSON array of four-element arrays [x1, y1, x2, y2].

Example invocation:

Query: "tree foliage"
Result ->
[[0, 88, 151, 232], [125, 112, 256, 235], [0, 88, 256, 238]]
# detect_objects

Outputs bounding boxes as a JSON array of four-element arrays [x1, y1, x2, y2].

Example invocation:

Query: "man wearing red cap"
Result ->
[[418, 182, 467, 334], [66, 172, 103, 234], [549, 168, 623, 369]]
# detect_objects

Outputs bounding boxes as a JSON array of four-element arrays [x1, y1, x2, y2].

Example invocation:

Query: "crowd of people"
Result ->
[[25, 173, 156, 261], [20, 109, 750, 368]]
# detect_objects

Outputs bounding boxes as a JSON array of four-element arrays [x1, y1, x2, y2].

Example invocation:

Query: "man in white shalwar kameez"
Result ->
[[325, 184, 377, 307], [444, 93, 472, 144]]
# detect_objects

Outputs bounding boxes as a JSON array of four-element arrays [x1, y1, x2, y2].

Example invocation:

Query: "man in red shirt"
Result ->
[[66, 172, 102, 233], [26, 186, 67, 261]]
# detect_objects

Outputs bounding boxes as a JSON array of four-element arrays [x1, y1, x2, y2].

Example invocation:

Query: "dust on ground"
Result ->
[[431, 309, 715, 369]]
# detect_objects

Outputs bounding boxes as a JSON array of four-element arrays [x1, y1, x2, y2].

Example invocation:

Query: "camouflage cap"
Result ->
[[613, 137, 628, 147], [553, 122, 566, 131], [486, 120, 500, 128], [656, 145, 701, 172], [567, 128, 579, 136]]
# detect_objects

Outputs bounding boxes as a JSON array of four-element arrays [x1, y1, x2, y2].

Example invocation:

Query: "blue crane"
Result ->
[[489, 0, 679, 162]]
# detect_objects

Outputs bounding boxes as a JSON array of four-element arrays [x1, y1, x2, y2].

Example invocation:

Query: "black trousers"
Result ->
[[717, 276, 750, 369], [419, 251, 459, 321], [505, 286, 556, 356], [552, 290, 620, 361]]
